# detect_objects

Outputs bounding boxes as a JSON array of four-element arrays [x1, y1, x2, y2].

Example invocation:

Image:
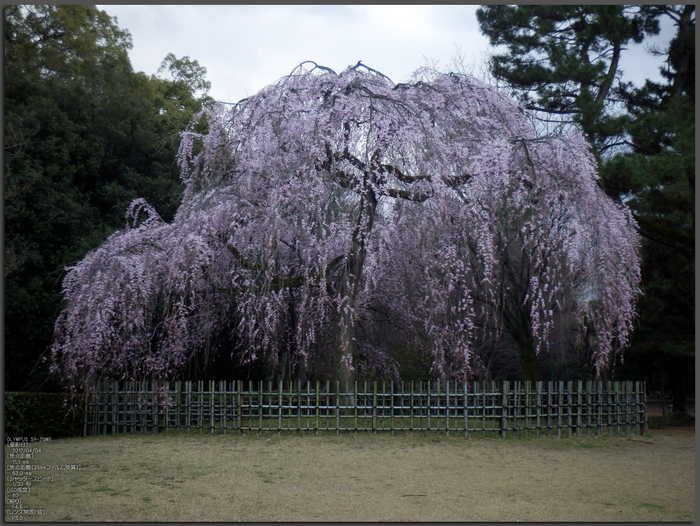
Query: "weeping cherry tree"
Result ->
[[50, 61, 641, 388]]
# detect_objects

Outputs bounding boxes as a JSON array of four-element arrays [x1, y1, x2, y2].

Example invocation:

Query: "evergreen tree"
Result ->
[[602, 6, 694, 412], [476, 5, 661, 158]]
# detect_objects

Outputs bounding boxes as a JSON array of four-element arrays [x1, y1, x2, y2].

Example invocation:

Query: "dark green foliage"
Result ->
[[602, 5, 695, 255], [647, 412, 695, 430], [4, 5, 213, 391], [4, 392, 84, 439], [476, 5, 661, 157], [602, 6, 695, 411]]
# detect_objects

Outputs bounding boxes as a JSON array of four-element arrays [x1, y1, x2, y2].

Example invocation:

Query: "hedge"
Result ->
[[5, 392, 84, 439]]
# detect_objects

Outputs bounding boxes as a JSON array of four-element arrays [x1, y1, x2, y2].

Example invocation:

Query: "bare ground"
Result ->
[[647, 401, 695, 416], [6, 427, 695, 522]]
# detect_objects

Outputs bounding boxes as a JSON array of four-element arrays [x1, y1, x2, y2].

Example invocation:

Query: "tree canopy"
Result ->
[[476, 5, 661, 156], [4, 5, 213, 390], [601, 6, 695, 411], [50, 62, 642, 389]]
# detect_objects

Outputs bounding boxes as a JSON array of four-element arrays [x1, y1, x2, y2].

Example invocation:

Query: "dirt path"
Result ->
[[7, 427, 695, 522]]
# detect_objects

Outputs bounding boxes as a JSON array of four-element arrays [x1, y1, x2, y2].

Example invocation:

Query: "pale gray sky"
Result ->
[[97, 5, 676, 105]]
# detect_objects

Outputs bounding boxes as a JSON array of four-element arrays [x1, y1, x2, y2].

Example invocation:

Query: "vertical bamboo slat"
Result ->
[[426, 381, 431, 432], [625, 381, 632, 435], [597, 381, 603, 436], [335, 381, 340, 436], [372, 381, 377, 434], [185, 381, 190, 433], [614, 382, 621, 436], [524, 382, 529, 438], [390, 381, 395, 435], [501, 381, 508, 439], [278, 382, 283, 433], [463, 382, 468, 438], [535, 382, 542, 438]]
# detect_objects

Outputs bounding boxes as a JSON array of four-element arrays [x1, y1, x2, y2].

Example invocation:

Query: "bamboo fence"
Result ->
[[84, 380, 647, 438]]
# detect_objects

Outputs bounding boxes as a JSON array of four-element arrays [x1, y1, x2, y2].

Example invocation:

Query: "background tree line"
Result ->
[[5, 5, 213, 391], [5, 6, 694, 412]]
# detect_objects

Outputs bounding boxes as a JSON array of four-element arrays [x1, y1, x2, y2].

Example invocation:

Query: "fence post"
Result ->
[[541, 381, 545, 437], [437, 380, 441, 433], [220, 380, 226, 435], [97, 380, 109, 435], [99, 380, 105, 436], [372, 381, 377, 434], [97, 380, 102, 437], [463, 382, 468, 438], [501, 381, 509, 439], [278, 381, 283, 435], [137, 380, 142, 434], [516, 381, 521, 437], [625, 380, 632, 436], [513, 381, 519, 438], [548, 381, 553, 437], [523, 381, 529, 438], [479, 382, 486, 437], [445, 381, 450, 437], [614, 382, 621, 436], [576, 380, 582, 438], [566, 380, 572, 437], [305, 381, 311, 432], [428, 380, 431, 432], [150, 381, 156, 434], [353, 381, 358, 432], [103, 380, 109, 436], [585, 381, 591, 436], [151, 381, 157, 434], [184, 381, 190, 433], [110, 380, 116, 436], [639, 381, 647, 436], [336, 381, 340, 436], [256, 381, 261, 433], [163, 381, 169, 433], [315, 381, 319, 435], [554, 381, 561, 438], [390, 381, 395, 436], [207, 380, 212, 434], [295, 381, 300, 433], [407, 381, 412, 432], [235, 381, 240, 434], [83, 385, 89, 437], [596, 381, 603, 436], [174, 381, 180, 433]]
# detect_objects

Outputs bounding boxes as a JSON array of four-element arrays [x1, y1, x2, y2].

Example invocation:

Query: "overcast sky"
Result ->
[[96, 5, 676, 105]]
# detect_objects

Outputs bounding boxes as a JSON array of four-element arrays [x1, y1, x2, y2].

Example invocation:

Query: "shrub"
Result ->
[[5, 392, 84, 439], [647, 412, 695, 430]]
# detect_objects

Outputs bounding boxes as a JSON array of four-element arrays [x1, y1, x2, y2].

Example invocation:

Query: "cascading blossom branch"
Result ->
[[50, 61, 641, 388]]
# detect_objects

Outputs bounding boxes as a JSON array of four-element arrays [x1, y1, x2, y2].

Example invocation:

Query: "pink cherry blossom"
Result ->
[[51, 62, 641, 389]]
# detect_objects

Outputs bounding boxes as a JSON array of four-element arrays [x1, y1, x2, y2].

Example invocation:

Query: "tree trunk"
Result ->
[[331, 187, 377, 385], [669, 355, 688, 413], [294, 357, 308, 386], [332, 294, 356, 385], [517, 335, 539, 383], [503, 304, 539, 383]]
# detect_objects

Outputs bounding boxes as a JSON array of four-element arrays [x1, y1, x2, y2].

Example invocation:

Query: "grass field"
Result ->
[[5, 426, 695, 522]]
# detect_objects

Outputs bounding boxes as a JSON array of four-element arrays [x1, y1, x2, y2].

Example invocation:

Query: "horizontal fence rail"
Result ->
[[84, 380, 647, 438]]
